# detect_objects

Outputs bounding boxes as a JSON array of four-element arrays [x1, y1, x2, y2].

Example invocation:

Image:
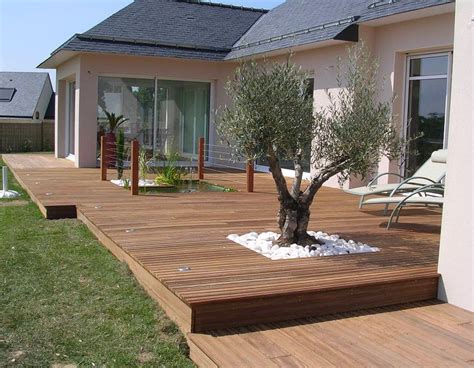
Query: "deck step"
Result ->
[[190, 275, 439, 332]]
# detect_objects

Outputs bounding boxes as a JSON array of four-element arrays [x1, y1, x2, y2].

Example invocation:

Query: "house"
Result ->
[[35, 0, 474, 313], [0, 72, 55, 152], [39, 0, 455, 184]]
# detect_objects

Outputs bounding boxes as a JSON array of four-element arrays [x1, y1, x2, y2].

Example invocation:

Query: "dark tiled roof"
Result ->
[[50, 0, 266, 61], [0, 72, 50, 118], [43, 0, 453, 64], [226, 0, 454, 59]]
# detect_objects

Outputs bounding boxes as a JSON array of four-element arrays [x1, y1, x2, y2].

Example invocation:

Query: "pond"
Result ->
[[111, 179, 234, 193], [143, 181, 234, 194]]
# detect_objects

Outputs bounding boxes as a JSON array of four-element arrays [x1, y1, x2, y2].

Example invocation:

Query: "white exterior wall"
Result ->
[[437, 0, 474, 312]]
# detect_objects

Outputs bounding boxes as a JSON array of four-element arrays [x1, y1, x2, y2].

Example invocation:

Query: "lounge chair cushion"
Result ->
[[344, 183, 420, 196], [431, 149, 448, 163], [363, 196, 444, 205]]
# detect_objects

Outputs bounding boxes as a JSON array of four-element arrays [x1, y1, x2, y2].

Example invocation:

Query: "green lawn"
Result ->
[[0, 157, 194, 367]]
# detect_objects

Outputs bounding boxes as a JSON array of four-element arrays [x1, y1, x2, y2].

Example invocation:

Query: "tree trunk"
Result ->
[[277, 203, 323, 246], [266, 146, 324, 246]]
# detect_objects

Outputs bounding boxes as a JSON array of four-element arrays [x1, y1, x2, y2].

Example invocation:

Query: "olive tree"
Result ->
[[217, 44, 402, 246]]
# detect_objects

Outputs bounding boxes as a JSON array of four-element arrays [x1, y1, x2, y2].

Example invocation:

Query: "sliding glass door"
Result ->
[[97, 77, 155, 149], [405, 53, 452, 175], [98, 77, 210, 159], [181, 86, 209, 156]]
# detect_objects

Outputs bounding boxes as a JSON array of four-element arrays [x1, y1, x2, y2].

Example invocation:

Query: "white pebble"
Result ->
[[227, 231, 379, 260]]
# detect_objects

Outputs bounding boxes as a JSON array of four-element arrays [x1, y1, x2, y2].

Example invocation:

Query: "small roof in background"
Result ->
[[0, 72, 52, 118]]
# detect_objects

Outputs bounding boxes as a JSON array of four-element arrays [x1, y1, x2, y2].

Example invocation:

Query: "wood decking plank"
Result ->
[[189, 303, 474, 368]]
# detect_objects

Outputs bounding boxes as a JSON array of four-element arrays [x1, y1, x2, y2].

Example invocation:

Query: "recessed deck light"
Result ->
[[45, 192, 53, 196], [178, 266, 191, 272], [125, 228, 135, 233]]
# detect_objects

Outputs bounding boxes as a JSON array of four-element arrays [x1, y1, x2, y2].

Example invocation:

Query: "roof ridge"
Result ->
[[161, 0, 268, 13], [77, 33, 231, 52], [0, 71, 49, 75]]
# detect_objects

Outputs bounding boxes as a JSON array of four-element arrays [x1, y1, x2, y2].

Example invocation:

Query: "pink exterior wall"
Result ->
[[261, 13, 455, 188], [55, 53, 236, 167]]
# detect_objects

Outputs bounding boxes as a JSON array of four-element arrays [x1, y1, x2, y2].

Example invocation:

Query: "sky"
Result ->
[[0, 0, 284, 89]]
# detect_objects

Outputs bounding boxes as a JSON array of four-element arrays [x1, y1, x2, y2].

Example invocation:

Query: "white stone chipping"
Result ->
[[227, 231, 379, 260], [111, 179, 159, 188]]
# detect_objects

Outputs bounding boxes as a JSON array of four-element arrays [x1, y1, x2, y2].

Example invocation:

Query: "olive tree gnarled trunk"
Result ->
[[267, 148, 342, 246]]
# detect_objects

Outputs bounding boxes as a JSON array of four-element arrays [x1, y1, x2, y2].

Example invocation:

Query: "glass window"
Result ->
[[97, 77, 210, 159], [98, 77, 155, 150], [409, 55, 448, 77], [405, 54, 451, 175], [155, 80, 210, 158]]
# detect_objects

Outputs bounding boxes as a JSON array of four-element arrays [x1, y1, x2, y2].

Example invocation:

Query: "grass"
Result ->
[[0, 157, 194, 367]]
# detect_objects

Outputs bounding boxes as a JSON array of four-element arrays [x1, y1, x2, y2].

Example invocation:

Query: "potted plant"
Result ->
[[103, 111, 128, 167]]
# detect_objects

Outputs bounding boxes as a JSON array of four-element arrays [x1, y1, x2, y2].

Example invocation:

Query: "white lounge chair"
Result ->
[[361, 183, 444, 229], [344, 149, 447, 212]]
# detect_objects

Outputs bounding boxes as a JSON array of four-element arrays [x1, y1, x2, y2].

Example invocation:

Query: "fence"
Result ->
[[0, 121, 54, 153], [99, 136, 255, 194], [198, 137, 255, 193]]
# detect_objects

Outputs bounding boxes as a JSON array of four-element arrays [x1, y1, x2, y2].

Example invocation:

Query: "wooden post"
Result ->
[[246, 160, 254, 193], [131, 140, 139, 196], [100, 136, 107, 181], [198, 137, 205, 180]]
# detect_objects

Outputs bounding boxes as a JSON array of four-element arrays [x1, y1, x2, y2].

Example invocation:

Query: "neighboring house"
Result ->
[[0, 72, 55, 152], [39, 0, 455, 189]]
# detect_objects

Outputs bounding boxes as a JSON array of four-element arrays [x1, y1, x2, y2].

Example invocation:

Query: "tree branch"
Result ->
[[301, 158, 349, 205], [291, 150, 304, 200], [267, 146, 292, 203]]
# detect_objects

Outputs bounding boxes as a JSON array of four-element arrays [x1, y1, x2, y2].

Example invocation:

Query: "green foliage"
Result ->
[[122, 177, 130, 190], [222, 186, 237, 193], [104, 110, 129, 133], [116, 128, 126, 180], [20, 139, 32, 153], [219, 43, 402, 192], [0, 164, 193, 367], [314, 43, 403, 184], [217, 60, 315, 164], [154, 152, 184, 186], [138, 147, 150, 183], [217, 44, 402, 243]]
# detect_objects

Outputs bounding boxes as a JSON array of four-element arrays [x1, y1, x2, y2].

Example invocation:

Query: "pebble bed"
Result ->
[[227, 231, 379, 260]]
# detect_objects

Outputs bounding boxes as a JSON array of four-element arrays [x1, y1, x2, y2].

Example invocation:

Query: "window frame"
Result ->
[[402, 51, 453, 174]]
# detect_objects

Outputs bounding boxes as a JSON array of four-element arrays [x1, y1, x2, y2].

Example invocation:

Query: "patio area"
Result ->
[[3, 153, 443, 334]]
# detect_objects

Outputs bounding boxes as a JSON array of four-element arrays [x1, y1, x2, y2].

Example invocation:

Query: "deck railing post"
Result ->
[[131, 140, 139, 196], [198, 137, 205, 180], [246, 160, 254, 193], [100, 136, 107, 181]]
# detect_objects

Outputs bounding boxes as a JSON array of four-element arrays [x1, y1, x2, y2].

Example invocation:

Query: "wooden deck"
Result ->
[[189, 301, 474, 367], [4, 153, 443, 336]]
